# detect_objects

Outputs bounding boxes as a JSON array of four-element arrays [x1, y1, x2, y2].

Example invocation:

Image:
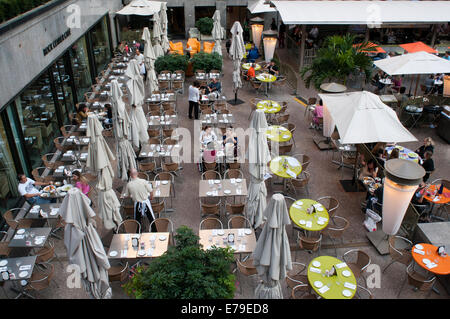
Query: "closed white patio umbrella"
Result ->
[[319, 91, 417, 144], [160, 2, 170, 53], [152, 14, 164, 58], [142, 27, 159, 94], [246, 110, 271, 229], [60, 187, 111, 299], [211, 10, 224, 56], [253, 193, 292, 299], [229, 21, 245, 105], [125, 59, 149, 148]]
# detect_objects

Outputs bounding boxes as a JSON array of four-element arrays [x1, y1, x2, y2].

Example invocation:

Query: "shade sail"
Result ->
[[319, 91, 417, 144], [399, 41, 438, 54], [116, 0, 164, 16], [374, 51, 450, 75], [248, 0, 276, 13], [272, 1, 450, 25]]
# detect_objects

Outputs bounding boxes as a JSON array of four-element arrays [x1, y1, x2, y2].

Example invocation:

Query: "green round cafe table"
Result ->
[[256, 73, 277, 96], [242, 63, 261, 71], [257, 100, 281, 114], [307, 256, 357, 299], [269, 156, 302, 179], [289, 199, 329, 232], [266, 125, 292, 143]]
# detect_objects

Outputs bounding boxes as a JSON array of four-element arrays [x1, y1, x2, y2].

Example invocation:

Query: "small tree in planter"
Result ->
[[154, 53, 189, 73], [195, 17, 214, 36], [123, 226, 236, 299], [191, 52, 222, 73]]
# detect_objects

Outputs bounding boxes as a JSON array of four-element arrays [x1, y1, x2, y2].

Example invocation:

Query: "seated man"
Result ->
[[246, 44, 259, 63], [244, 64, 256, 81], [206, 78, 222, 99], [264, 60, 279, 76], [421, 151, 435, 182], [412, 182, 432, 222], [17, 174, 53, 204]]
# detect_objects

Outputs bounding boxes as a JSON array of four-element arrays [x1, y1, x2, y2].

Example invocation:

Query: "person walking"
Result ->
[[188, 80, 200, 120], [122, 168, 156, 232], [279, 22, 286, 48]]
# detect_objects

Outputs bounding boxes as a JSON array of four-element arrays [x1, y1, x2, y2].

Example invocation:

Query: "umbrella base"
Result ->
[[228, 98, 245, 105], [339, 179, 365, 193], [312, 136, 333, 151]]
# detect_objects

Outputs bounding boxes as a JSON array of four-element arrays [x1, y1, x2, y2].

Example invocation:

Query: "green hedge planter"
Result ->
[[154, 53, 189, 73], [191, 52, 223, 73]]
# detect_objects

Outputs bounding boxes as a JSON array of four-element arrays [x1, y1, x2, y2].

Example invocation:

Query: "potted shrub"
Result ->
[[195, 17, 214, 37], [191, 52, 223, 73], [154, 53, 189, 73], [123, 226, 236, 299]]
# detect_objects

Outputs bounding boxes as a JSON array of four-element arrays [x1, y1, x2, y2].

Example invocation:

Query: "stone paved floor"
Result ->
[[3, 42, 449, 299]]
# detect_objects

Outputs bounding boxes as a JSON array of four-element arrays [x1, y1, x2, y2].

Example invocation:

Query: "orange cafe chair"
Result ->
[[187, 38, 201, 57], [203, 41, 215, 54], [169, 41, 184, 55]]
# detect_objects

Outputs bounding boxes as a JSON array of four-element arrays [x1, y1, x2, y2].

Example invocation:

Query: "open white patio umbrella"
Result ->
[[320, 82, 347, 93], [116, 0, 164, 16], [85, 115, 122, 230], [110, 80, 136, 181], [246, 110, 271, 229], [211, 10, 224, 56], [248, 0, 277, 13], [229, 21, 245, 104], [160, 2, 170, 53], [125, 59, 149, 148], [319, 91, 418, 144], [152, 14, 164, 58], [60, 187, 111, 299], [253, 193, 292, 299], [142, 27, 159, 94]]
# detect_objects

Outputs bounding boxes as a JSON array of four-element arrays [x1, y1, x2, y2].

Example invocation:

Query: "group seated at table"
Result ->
[[200, 77, 222, 99]]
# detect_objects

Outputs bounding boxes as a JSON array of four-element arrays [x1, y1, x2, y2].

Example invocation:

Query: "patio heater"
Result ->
[[250, 17, 264, 49], [382, 159, 425, 235], [262, 30, 278, 63]]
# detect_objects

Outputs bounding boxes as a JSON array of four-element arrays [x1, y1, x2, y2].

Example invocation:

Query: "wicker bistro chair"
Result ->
[[342, 249, 371, 286], [286, 262, 309, 292], [286, 171, 311, 197], [34, 239, 62, 267], [355, 286, 375, 299], [383, 235, 413, 273], [42, 153, 63, 170], [223, 169, 243, 180], [291, 284, 317, 299], [227, 216, 250, 229], [0, 231, 12, 258], [200, 197, 222, 218], [403, 263, 437, 297], [321, 216, 350, 256], [116, 219, 141, 234], [235, 258, 258, 295], [296, 233, 322, 260], [108, 261, 129, 283], [201, 170, 221, 180], [3, 209, 33, 230], [138, 159, 158, 179], [225, 199, 246, 218], [23, 262, 56, 299], [151, 198, 166, 220], [316, 196, 339, 221], [199, 217, 223, 230], [149, 217, 175, 245]]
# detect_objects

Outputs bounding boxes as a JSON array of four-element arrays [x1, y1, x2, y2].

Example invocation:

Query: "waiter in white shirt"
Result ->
[[17, 174, 53, 204], [122, 168, 156, 231], [188, 80, 200, 120], [135, 49, 146, 80]]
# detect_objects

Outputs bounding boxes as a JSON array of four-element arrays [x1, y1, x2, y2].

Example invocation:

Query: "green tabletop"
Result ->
[[266, 125, 292, 142], [269, 156, 302, 179], [256, 73, 277, 83], [256, 100, 281, 114], [307, 256, 357, 299], [242, 63, 261, 71], [289, 199, 329, 231]]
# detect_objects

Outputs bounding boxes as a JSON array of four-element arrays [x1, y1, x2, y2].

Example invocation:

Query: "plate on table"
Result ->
[[214, 180, 221, 184], [312, 261, 321, 267], [299, 220, 306, 225], [342, 290, 352, 297], [138, 250, 146, 257], [408, 152, 418, 158], [422, 258, 431, 264], [342, 270, 351, 277], [17, 229, 26, 235], [314, 281, 323, 288], [244, 229, 252, 235], [206, 192, 213, 196], [161, 180, 169, 185], [109, 251, 118, 257], [217, 230, 225, 236], [0, 260, 7, 267], [415, 244, 424, 250], [19, 271, 28, 278], [236, 178, 242, 183], [159, 235, 167, 241], [224, 190, 231, 194], [43, 185, 56, 193]]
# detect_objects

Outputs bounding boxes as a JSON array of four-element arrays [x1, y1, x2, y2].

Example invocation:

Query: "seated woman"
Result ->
[[358, 158, 379, 181], [387, 148, 400, 160], [76, 104, 89, 124], [103, 104, 113, 127], [246, 43, 259, 63], [415, 137, 435, 159], [199, 126, 218, 150], [223, 127, 238, 158], [72, 171, 90, 196], [392, 76, 402, 93], [310, 99, 323, 129]]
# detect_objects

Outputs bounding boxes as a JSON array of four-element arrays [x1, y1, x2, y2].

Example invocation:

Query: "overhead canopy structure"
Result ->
[[399, 41, 438, 54], [116, 0, 165, 16], [248, 0, 277, 13], [271, 1, 450, 25], [374, 51, 450, 75], [319, 91, 417, 144]]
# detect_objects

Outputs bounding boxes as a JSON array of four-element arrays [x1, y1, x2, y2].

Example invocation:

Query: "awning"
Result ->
[[248, 0, 277, 14], [116, 0, 165, 16], [400, 41, 438, 54], [271, 1, 450, 25]]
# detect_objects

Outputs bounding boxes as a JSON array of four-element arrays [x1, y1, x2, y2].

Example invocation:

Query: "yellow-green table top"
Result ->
[[269, 156, 302, 179], [245, 43, 252, 50], [266, 125, 292, 142], [307, 256, 357, 299], [242, 63, 261, 71], [256, 100, 281, 114], [256, 73, 277, 83], [289, 199, 329, 231]]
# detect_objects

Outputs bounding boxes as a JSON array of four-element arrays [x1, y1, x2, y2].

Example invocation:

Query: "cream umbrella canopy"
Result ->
[[60, 187, 111, 299], [160, 2, 170, 53], [246, 110, 271, 229], [125, 59, 149, 148], [152, 14, 164, 58], [253, 193, 292, 299], [110, 80, 136, 181], [230, 21, 245, 103], [141, 27, 159, 94], [116, 0, 163, 16], [211, 10, 224, 56]]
